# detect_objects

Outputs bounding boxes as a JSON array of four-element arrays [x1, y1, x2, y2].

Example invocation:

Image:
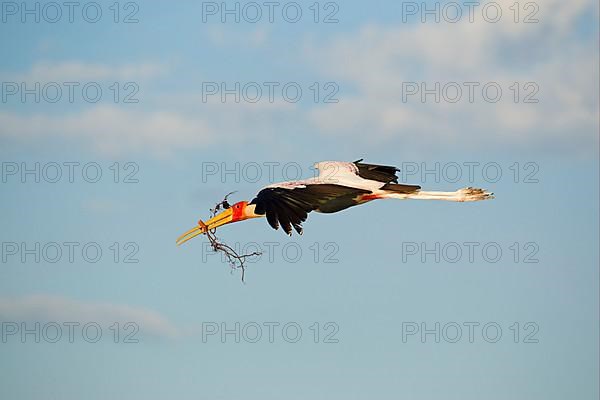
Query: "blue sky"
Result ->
[[0, 0, 598, 399]]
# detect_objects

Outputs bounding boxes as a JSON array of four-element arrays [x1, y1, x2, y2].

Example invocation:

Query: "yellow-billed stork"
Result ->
[[176, 160, 493, 245]]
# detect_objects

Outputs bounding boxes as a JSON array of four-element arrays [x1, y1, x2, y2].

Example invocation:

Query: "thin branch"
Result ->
[[201, 193, 261, 282], [209, 191, 236, 217]]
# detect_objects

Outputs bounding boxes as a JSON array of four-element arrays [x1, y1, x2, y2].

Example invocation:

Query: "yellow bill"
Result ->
[[176, 208, 234, 246]]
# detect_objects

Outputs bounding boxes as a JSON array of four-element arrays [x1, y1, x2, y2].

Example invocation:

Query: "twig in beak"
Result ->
[[202, 193, 261, 282]]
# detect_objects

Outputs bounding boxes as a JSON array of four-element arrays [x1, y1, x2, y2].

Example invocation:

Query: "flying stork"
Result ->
[[176, 160, 493, 245]]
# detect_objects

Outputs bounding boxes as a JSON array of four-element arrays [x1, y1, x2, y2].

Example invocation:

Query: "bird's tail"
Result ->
[[383, 187, 494, 202]]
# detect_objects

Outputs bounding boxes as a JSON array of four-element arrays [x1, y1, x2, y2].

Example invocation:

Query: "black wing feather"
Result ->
[[265, 208, 279, 230], [250, 184, 369, 235], [353, 159, 400, 184], [273, 202, 293, 235]]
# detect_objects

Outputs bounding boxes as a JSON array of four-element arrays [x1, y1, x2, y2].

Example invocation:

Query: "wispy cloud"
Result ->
[[1, 61, 168, 82], [303, 0, 599, 155], [0, 105, 213, 157], [0, 99, 298, 157], [0, 294, 179, 338], [204, 25, 270, 48], [1, 0, 597, 158]]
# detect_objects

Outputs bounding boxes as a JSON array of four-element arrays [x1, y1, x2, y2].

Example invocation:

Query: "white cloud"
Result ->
[[0, 105, 213, 157], [0, 99, 299, 157], [204, 25, 270, 48], [0, 294, 180, 338], [1, 0, 597, 158], [303, 0, 599, 154], [2, 61, 167, 82], [0, 56, 306, 157]]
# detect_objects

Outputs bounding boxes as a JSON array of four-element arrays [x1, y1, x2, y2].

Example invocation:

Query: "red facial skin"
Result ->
[[231, 201, 248, 221]]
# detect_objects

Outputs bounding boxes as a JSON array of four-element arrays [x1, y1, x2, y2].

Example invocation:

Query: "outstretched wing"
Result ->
[[250, 184, 370, 235], [312, 159, 401, 185]]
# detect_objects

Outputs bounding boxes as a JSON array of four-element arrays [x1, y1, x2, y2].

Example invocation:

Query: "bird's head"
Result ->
[[176, 201, 258, 246]]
